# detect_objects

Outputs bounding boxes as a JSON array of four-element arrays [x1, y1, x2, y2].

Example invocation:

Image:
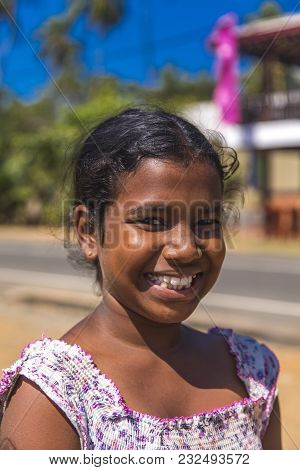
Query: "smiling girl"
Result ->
[[0, 108, 281, 450]]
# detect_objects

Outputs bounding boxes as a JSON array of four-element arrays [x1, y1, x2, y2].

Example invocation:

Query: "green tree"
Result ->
[[87, 0, 124, 33], [0, 66, 216, 224], [38, 0, 124, 70], [138, 65, 214, 110], [245, 1, 282, 23], [38, 15, 80, 69], [36, 0, 125, 104], [0, 3, 220, 225], [0, 75, 135, 224]]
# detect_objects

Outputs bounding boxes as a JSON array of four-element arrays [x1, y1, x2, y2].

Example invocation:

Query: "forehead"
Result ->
[[117, 159, 222, 208]]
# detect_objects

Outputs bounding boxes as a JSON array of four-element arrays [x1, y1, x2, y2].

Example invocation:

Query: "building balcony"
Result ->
[[242, 89, 300, 123]]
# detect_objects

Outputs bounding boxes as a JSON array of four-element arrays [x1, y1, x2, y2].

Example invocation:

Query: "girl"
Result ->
[[0, 108, 281, 450]]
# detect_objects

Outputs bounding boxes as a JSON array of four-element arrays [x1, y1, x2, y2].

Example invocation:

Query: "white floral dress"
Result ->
[[0, 327, 279, 450]]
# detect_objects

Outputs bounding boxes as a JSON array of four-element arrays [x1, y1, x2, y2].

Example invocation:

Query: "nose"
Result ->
[[162, 223, 202, 264]]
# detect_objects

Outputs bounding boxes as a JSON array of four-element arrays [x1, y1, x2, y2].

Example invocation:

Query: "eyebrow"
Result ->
[[126, 203, 167, 216], [126, 201, 223, 216]]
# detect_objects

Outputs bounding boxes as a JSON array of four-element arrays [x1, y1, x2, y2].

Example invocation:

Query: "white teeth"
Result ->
[[147, 273, 196, 291]]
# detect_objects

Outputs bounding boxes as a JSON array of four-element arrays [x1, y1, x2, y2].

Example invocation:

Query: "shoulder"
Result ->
[[209, 327, 280, 440], [0, 337, 91, 449], [1, 337, 90, 403], [208, 326, 280, 391], [0, 376, 80, 450]]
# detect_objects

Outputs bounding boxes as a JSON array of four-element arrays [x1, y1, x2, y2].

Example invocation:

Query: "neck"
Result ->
[[94, 292, 185, 355]]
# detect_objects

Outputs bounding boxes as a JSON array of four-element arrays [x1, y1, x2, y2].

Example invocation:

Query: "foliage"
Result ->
[[87, 0, 124, 32], [38, 16, 80, 68], [138, 66, 214, 111], [245, 1, 282, 23], [2, 1, 281, 225], [37, 0, 125, 73], [0, 66, 215, 224], [63, 76, 136, 129], [0, 98, 69, 224]]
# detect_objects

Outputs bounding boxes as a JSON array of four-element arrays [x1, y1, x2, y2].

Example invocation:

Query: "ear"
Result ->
[[72, 204, 98, 261]]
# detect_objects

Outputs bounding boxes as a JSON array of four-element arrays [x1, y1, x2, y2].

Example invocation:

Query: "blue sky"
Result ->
[[2, 0, 300, 100]]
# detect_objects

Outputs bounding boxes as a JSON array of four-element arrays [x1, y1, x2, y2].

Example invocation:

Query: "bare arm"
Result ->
[[262, 395, 282, 450], [0, 376, 80, 450]]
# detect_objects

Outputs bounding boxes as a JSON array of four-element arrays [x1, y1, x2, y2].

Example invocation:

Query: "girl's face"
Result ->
[[97, 159, 225, 323]]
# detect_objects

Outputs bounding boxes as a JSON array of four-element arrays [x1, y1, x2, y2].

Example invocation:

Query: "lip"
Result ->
[[144, 272, 204, 301], [146, 271, 200, 278]]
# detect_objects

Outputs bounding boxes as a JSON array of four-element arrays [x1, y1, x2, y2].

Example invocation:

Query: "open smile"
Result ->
[[144, 272, 204, 301]]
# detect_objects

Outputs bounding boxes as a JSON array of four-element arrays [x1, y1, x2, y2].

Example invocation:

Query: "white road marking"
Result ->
[[203, 293, 300, 318], [222, 263, 300, 275]]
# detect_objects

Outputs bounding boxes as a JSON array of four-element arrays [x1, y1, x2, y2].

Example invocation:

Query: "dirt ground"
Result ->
[[0, 294, 299, 450]]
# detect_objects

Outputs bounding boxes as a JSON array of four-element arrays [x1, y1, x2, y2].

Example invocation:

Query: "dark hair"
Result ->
[[64, 107, 240, 288]]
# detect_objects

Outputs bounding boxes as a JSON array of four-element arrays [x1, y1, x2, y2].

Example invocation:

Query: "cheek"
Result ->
[[103, 220, 142, 252], [101, 227, 159, 276], [116, 226, 164, 255], [122, 229, 147, 252], [204, 238, 226, 269]]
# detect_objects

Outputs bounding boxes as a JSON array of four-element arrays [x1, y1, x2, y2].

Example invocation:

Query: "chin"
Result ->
[[147, 305, 196, 324]]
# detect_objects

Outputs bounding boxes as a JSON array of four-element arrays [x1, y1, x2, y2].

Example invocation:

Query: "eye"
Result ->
[[138, 216, 166, 227], [194, 218, 222, 239], [126, 216, 168, 231], [196, 218, 220, 226]]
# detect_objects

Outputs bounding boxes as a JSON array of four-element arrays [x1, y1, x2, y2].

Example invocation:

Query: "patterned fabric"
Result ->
[[0, 327, 279, 450]]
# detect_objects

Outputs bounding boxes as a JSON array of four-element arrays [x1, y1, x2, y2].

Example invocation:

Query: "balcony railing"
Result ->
[[242, 89, 300, 123]]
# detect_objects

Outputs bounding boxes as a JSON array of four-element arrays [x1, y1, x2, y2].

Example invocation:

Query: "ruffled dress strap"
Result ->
[[208, 327, 280, 439], [0, 337, 90, 449]]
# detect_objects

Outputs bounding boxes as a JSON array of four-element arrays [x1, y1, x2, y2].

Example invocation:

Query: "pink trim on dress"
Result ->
[[0, 326, 279, 448], [7, 329, 270, 426]]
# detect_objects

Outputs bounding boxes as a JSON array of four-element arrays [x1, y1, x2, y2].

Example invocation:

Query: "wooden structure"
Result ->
[[237, 15, 300, 238]]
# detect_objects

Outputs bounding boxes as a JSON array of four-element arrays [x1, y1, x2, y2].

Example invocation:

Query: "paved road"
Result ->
[[0, 238, 299, 343], [1, 239, 299, 295], [0, 240, 300, 304]]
